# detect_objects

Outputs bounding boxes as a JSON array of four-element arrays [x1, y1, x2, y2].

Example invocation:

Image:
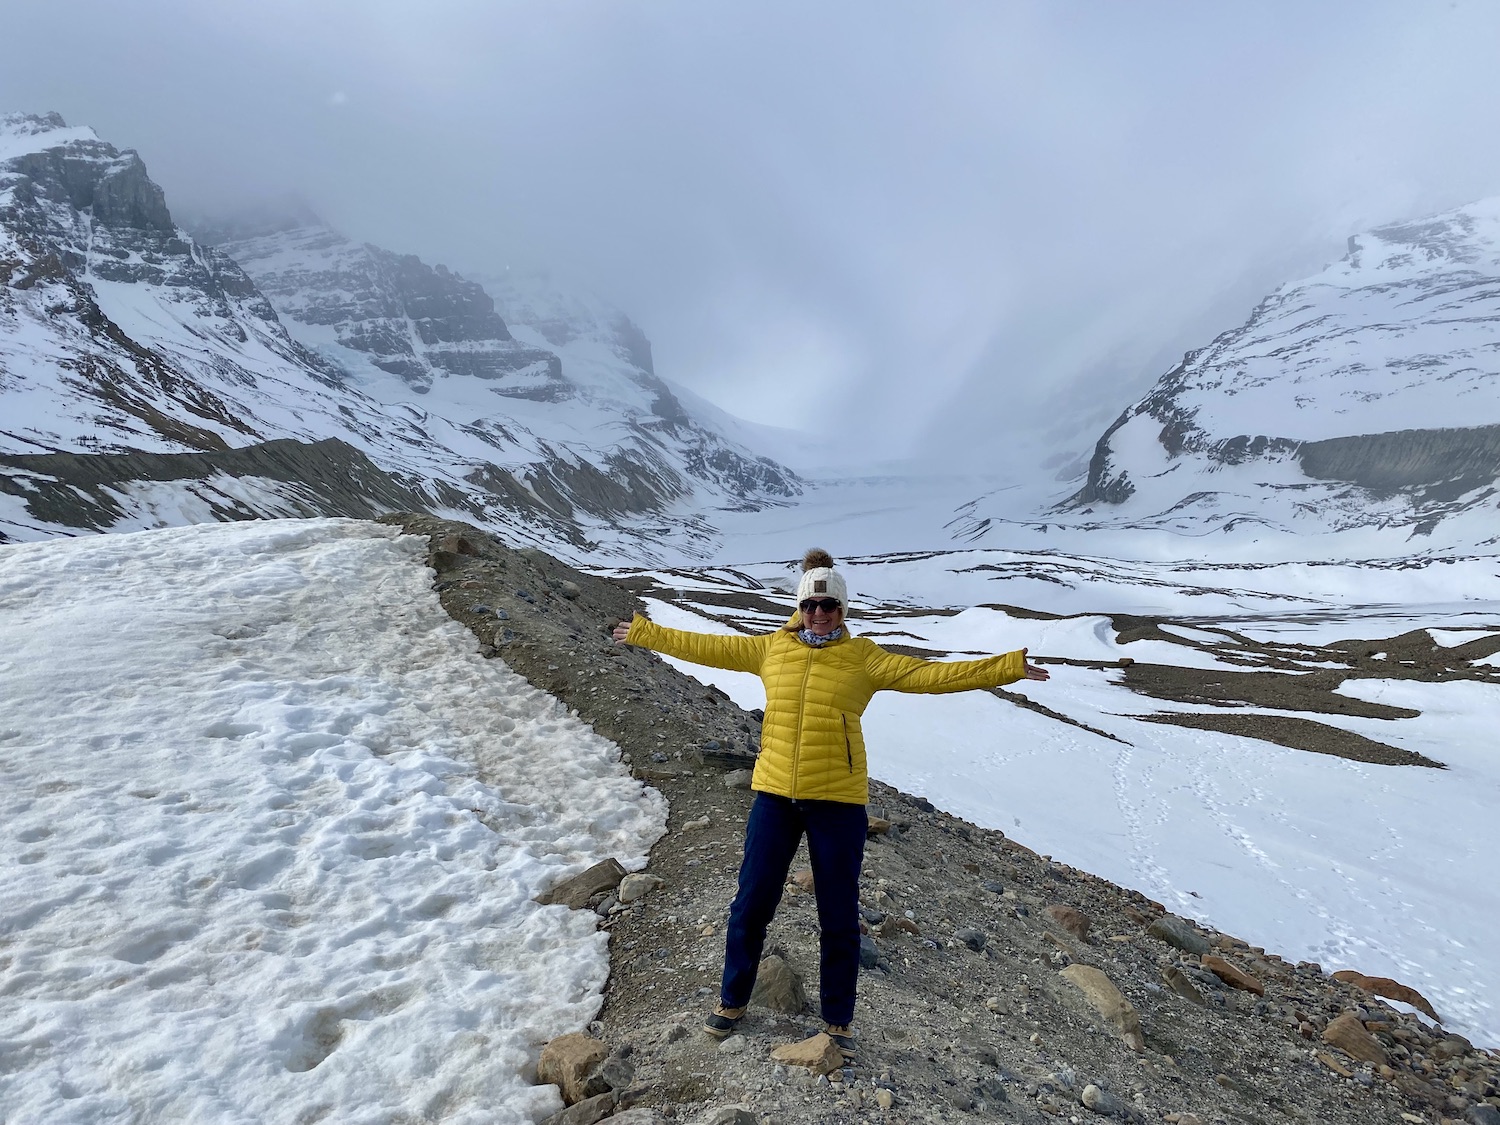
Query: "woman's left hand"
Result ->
[[1021, 648, 1050, 681], [612, 621, 632, 644]]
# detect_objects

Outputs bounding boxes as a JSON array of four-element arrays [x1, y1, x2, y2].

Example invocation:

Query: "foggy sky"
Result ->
[[6, 1, 1500, 475]]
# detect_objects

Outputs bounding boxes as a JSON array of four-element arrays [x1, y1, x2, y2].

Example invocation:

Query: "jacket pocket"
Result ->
[[842, 713, 853, 772]]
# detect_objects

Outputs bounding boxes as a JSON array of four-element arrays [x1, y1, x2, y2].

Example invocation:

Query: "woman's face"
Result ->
[[800, 598, 844, 636]]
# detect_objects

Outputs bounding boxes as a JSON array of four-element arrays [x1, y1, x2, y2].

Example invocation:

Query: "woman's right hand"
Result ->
[[612, 621, 632, 644], [1021, 648, 1050, 681]]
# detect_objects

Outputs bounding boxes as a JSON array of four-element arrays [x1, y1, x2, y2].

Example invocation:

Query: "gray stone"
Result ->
[[722, 769, 754, 790], [1045, 1068, 1079, 1092], [750, 953, 807, 1014], [1466, 1106, 1500, 1125], [618, 873, 664, 903], [541, 1090, 617, 1125], [591, 1054, 635, 1090], [977, 1076, 1009, 1103], [1081, 1083, 1126, 1116], [536, 859, 627, 909], [859, 934, 879, 968], [955, 927, 987, 952], [693, 1108, 758, 1125], [601, 1110, 661, 1125], [1146, 914, 1210, 955]]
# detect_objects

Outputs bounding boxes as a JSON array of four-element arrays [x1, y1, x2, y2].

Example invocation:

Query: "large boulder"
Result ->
[[1060, 964, 1145, 1052], [537, 1033, 609, 1105]]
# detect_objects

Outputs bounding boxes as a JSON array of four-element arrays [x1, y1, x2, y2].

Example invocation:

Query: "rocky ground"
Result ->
[[384, 514, 1500, 1125]]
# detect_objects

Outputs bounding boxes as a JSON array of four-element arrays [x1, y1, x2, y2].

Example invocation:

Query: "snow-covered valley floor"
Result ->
[[0, 519, 665, 1125]]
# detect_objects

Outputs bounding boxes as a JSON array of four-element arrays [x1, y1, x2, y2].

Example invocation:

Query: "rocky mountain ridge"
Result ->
[[1068, 201, 1500, 539], [949, 200, 1500, 548], [0, 112, 798, 556]]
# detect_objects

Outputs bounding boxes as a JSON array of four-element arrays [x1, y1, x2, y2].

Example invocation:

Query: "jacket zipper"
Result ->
[[790, 646, 814, 799], [842, 713, 853, 772]]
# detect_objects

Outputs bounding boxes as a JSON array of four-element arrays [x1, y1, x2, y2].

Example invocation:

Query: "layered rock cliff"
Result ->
[[1054, 200, 1500, 543]]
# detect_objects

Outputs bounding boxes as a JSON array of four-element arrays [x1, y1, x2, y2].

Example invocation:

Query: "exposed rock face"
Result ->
[[0, 438, 426, 531], [203, 220, 560, 396], [1057, 198, 1500, 541], [0, 113, 799, 553], [1297, 424, 1500, 498]]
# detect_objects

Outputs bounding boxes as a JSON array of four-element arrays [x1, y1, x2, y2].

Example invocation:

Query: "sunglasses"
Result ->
[[799, 598, 842, 614]]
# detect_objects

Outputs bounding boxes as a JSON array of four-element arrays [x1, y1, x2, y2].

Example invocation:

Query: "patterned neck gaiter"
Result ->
[[797, 626, 844, 648]]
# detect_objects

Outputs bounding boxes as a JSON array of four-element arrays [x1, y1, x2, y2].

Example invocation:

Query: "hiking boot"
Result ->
[[825, 1023, 857, 1062], [703, 1003, 746, 1039]]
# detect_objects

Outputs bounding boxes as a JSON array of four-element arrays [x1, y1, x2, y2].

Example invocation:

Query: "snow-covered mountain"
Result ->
[[0, 113, 799, 555], [956, 201, 1500, 549]]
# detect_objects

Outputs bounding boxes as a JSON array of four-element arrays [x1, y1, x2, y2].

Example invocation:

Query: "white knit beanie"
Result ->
[[795, 548, 849, 612]]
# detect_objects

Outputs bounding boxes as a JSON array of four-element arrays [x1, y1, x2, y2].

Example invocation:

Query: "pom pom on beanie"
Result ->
[[796, 547, 848, 613], [802, 548, 834, 572]]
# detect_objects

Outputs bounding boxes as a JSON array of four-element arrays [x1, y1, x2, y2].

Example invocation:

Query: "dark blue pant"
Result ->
[[721, 792, 868, 1026]]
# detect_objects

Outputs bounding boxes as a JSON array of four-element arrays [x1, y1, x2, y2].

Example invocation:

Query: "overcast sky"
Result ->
[[5, 1, 1500, 474]]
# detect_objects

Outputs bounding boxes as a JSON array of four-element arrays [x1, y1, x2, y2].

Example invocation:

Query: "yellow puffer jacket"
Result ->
[[624, 615, 1028, 804]]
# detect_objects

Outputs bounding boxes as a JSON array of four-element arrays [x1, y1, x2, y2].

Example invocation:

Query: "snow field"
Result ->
[[0, 519, 665, 1124]]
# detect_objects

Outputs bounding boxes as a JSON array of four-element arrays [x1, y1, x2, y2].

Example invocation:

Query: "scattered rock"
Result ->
[[1330, 970, 1442, 1022], [722, 769, 754, 790], [600, 1110, 660, 1125], [769, 1033, 844, 1076], [1201, 954, 1265, 996], [859, 934, 880, 967], [1046, 904, 1093, 941], [954, 927, 987, 952], [867, 814, 892, 835], [1060, 964, 1145, 1051], [750, 954, 807, 1014], [692, 1108, 757, 1125], [1146, 914, 1210, 955], [1434, 1033, 1473, 1061], [536, 858, 627, 909], [591, 1053, 635, 1091], [789, 868, 815, 892], [1321, 1012, 1387, 1066], [618, 873, 665, 903], [1466, 1105, 1500, 1125], [542, 1090, 617, 1125], [537, 1033, 609, 1106], [1081, 1083, 1126, 1115], [1161, 965, 1205, 1005], [1316, 1051, 1353, 1079], [976, 1075, 1009, 1103], [875, 1088, 895, 1110], [879, 916, 919, 938]]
